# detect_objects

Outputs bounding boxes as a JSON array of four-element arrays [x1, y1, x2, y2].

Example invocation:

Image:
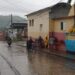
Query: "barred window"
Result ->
[[61, 22, 64, 30], [29, 20, 31, 26]]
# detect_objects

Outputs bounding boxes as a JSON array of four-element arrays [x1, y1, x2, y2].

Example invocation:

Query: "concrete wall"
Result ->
[[69, 5, 74, 16], [49, 5, 75, 51], [53, 17, 74, 32], [27, 10, 49, 39]]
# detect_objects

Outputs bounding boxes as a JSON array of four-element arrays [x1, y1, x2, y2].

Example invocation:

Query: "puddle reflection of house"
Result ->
[[10, 23, 27, 39]]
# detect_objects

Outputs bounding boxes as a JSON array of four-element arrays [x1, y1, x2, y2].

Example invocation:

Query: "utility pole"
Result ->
[[10, 14, 13, 38], [11, 14, 13, 26]]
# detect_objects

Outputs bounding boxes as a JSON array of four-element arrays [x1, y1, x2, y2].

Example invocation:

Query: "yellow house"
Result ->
[[49, 4, 75, 52], [49, 4, 74, 41]]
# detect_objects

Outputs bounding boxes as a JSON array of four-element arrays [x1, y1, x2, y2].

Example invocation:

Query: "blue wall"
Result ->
[[65, 40, 75, 52]]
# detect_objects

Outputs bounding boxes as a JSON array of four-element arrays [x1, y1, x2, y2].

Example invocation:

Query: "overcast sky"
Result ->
[[0, 0, 74, 18]]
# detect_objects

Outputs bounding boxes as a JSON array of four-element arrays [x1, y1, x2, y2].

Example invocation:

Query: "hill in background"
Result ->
[[0, 15, 27, 31]]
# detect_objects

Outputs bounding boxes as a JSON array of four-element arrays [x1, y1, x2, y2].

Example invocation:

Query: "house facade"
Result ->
[[27, 2, 72, 39], [49, 4, 75, 52], [27, 0, 75, 53], [27, 8, 50, 39], [7, 23, 27, 40]]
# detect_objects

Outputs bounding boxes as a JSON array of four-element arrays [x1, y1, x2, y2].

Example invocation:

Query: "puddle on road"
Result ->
[[1, 42, 75, 75], [27, 51, 75, 75]]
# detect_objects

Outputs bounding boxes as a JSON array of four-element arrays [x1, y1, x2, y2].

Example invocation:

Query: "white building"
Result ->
[[27, 7, 51, 39]]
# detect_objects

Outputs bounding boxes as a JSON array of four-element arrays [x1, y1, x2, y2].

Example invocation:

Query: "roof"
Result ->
[[26, 2, 71, 16], [50, 4, 75, 19], [53, 16, 75, 20], [11, 23, 27, 29], [26, 7, 51, 16], [26, 2, 65, 16], [50, 3, 71, 19]]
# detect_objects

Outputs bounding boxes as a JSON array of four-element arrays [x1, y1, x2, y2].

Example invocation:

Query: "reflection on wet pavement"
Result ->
[[27, 51, 75, 75], [0, 41, 75, 75]]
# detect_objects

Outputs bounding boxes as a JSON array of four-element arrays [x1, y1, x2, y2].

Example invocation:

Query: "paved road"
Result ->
[[0, 41, 75, 75]]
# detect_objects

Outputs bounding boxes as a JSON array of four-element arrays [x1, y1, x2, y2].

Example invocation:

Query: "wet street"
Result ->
[[0, 41, 75, 75]]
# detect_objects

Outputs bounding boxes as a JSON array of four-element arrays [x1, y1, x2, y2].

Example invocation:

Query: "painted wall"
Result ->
[[49, 16, 74, 52], [69, 5, 74, 16], [52, 5, 74, 41], [49, 4, 74, 52], [54, 17, 74, 33], [49, 17, 74, 41], [65, 5, 75, 52], [27, 10, 49, 39]]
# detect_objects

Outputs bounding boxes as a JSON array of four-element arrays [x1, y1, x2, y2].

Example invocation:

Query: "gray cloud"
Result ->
[[0, 0, 74, 17]]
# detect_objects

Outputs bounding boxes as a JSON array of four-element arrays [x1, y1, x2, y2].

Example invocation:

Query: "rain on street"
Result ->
[[0, 41, 75, 75]]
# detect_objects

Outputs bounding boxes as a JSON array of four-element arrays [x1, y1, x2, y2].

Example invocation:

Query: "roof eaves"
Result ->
[[26, 6, 52, 16], [53, 15, 75, 20]]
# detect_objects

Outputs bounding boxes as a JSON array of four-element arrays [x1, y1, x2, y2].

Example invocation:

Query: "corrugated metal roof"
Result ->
[[11, 23, 27, 29], [26, 2, 74, 20], [50, 3, 71, 19], [26, 7, 51, 16]]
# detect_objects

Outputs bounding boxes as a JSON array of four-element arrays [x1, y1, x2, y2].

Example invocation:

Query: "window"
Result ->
[[29, 20, 31, 26], [40, 24, 43, 31], [61, 22, 64, 30], [32, 19, 34, 26], [29, 19, 34, 26]]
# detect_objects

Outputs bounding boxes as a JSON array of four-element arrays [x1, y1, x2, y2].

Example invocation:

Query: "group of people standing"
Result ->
[[26, 36, 48, 50], [5, 35, 58, 50]]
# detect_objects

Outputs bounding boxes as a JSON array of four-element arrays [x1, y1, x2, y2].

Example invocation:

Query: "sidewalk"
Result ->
[[16, 41, 75, 60], [42, 49, 75, 60]]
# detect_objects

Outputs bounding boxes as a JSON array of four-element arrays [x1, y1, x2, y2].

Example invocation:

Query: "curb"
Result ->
[[42, 50, 75, 60], [17, 44, 75, 60]]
